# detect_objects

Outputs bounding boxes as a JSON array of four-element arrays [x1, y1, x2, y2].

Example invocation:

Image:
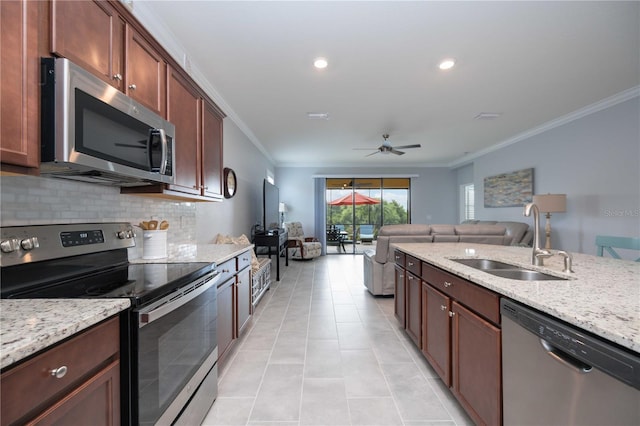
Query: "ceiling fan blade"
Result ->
[[393, 144, 421, 150], [353, 147, 378, 150], [389, 149, 405, 155], [365, 150, 380, 157]]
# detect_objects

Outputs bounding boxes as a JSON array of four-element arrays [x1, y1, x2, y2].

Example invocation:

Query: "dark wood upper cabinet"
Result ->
[[51, 0, 125, 90], [0, 0, 42, 169], [166, 67, 201, 196], [202, 100, 224, 200], [125, 26, 166, 116]]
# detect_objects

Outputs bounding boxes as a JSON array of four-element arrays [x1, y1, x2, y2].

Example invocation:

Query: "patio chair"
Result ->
[[326, 228, 346, 252], [595, 235, 640, 262], [284, 222, 321, 260], [360, 224, 374, 244]]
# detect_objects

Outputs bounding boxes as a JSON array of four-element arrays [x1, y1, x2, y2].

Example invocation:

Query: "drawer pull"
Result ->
[[444, 281, 452, 288], [49, 366, 68, 379], [440, 305, 447, 311], [449, 311, 456, 317]]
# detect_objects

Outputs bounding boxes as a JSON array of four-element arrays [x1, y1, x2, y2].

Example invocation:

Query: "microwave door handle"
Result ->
[[158, 128, 168, 175], [138, 272, 220, 327]]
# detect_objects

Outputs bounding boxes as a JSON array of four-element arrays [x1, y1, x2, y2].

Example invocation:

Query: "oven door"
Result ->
[[133, 270, 220, 425]]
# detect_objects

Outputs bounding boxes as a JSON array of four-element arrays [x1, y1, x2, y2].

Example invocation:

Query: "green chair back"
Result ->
[[595, 236, 640, 262]]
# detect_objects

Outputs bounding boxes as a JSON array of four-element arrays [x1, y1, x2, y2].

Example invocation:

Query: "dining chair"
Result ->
[[595, 235, 640, 262]]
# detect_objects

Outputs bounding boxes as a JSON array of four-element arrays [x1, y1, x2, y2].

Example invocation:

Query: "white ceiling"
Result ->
[[138, 1, 639, 168]]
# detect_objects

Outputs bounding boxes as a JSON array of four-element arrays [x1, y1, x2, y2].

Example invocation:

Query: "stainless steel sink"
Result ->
[[452, 258, 568, 281], [452, 258, 518, 270], [484, 269, 567, 281]]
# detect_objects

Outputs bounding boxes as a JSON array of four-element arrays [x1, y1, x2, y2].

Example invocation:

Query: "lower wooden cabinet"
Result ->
[[217, 248, 253, 363], [395, 249, 503, 426], [0, 317, 121, 426]]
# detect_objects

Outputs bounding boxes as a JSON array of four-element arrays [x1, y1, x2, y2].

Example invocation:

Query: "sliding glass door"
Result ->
[[325, 178, 411, 254]]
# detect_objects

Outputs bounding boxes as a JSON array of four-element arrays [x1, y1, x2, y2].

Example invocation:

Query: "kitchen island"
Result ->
[[392, 242, 639, 352]]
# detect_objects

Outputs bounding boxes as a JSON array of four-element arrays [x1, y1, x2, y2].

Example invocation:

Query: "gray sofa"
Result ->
[[363, 221, 532, 296]]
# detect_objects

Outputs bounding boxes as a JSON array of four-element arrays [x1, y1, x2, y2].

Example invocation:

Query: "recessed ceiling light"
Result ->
[[438, 59, 456, 70], [314, 57, 328, 69]]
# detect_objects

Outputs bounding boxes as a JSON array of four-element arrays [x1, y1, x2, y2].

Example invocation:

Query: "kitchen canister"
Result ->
[[142, 230, 168, 259]]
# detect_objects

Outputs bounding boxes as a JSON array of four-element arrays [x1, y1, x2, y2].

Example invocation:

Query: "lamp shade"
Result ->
[[532, 194, 566, 213], [278, 202, 287, 213]]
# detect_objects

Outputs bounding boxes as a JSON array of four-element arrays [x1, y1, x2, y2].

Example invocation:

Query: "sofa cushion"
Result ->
[[496, 221, 530, 246], [378, 224, 431, 236]]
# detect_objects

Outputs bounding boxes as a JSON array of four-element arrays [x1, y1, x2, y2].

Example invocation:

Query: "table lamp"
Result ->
[[532, 194, 566, 249]]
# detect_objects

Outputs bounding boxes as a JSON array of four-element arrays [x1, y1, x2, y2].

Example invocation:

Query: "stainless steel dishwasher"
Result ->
[[501, 299, 640, 425]]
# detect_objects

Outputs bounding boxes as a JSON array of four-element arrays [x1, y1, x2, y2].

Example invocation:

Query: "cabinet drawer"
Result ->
[[394, 250, 406, 268], [406, 255, 421, 276], [421, 262, 499, 324], [218, 258, 237, 284], [237, 250, 252, 272], [1, 317, 120, 425]]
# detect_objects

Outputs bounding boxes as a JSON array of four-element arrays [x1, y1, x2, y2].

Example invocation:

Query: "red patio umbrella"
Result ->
[[328, 192, 380, 206]]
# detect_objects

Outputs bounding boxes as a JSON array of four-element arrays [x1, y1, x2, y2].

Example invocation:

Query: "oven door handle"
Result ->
[[138, 271, 220, 327]]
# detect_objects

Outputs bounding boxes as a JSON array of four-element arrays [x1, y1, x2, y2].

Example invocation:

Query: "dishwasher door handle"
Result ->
[[540, 339, 593, 373]]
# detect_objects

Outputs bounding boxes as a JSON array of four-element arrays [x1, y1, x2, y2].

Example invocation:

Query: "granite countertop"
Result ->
[[0, 299, 131, 370], [129, 243, 254, 265], [392, 243, 640, 353], [1, 244, 253, 370]]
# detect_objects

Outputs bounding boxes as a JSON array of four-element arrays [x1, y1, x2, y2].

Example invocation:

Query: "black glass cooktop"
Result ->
[[1, 257, 214, 307]]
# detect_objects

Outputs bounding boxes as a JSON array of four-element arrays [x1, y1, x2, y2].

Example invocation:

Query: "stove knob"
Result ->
[[117, 231, 128, 239], [1, 238, 20, 253], [20, 237, 39, 251]]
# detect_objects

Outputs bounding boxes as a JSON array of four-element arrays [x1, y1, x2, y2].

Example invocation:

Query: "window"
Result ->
[[461, 183, 475, 222]]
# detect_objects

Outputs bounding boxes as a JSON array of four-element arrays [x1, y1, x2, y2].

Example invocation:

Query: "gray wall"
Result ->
[[275, 166, 458, 238], [460, 97, 640, 255]]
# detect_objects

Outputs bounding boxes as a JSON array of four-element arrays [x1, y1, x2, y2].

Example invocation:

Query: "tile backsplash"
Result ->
[[1, 176, 197, 253]]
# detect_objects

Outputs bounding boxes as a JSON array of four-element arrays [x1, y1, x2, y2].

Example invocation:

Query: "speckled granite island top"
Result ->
[[0, 299, 131, 370], [392, 243, 640, 353]]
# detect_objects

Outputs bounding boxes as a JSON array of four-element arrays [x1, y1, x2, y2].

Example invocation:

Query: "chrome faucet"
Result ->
[[524, 202, 553, 266]]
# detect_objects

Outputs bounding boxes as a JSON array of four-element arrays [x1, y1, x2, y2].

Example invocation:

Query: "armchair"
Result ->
[[284, 222, 322, 260]]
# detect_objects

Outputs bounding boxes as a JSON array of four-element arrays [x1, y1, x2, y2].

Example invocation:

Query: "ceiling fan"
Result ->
[[354, 134, 422, 156]]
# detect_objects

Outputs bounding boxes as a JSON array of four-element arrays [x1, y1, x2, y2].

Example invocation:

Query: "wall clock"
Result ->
[[223, 167, 237, 199]]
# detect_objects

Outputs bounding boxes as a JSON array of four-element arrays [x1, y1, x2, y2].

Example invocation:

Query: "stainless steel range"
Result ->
[[1, 223, 220, 426]]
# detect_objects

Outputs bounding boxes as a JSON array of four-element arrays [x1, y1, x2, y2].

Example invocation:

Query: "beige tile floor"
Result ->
[[202, 255, 473, 426]]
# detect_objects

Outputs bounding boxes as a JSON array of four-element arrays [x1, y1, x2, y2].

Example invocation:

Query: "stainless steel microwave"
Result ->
[[40, 57, 175, 186]]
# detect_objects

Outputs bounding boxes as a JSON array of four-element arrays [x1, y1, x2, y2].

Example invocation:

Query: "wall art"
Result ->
[[484, 168, 534, 207]]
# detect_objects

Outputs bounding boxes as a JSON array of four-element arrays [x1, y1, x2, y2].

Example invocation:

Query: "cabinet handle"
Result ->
[[50, 366, 68, 379], [440, 305, 447, 311], [443, 281, 452, 288], [112, 73, 123, 81], [408, 275, 414, 281], [395, 256, 400, 261], [128, 84, 137, 90], [399, 274, 404, 279], [408, 262, 414, 266], [449, 311, 455, 317]]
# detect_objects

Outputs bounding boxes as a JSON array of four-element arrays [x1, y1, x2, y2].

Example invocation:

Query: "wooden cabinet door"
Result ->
[[167, 67, 201, 196], [201, 100, 224, 199], [394, 265, 406, 327], [451, 301, 502, 426], [125, 26, 165, 116], [406, 272, 422, 347], [0, 0, 40, 168], [51, 0, 125, 90], [217, 278, 235, 361], [236, 267, 251, 335], [422, 283, 451, 386], [29, 360, 120, 426]]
